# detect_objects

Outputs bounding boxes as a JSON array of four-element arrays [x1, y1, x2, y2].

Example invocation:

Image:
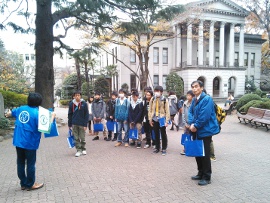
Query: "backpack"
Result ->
[[214, 103, 226, 127]]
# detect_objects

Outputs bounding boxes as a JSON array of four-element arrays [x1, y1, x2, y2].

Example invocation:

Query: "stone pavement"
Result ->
[[1, 107, 270, 203]]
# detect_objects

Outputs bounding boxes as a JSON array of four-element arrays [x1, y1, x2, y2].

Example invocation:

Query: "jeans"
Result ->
[[16, 147, 37, 188], [73, 125, 86, 152], [117, 121, 129, 143]]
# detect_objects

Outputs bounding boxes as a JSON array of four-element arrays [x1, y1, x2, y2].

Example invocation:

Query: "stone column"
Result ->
[[176, 25, 181, 67], [239, 24, 244, 67], [219, 22, 225, 67], [187, 23, 192, 66], [209, 21, 215, 66], [198, 20, 204, 66], [229, 23, 235, 67]]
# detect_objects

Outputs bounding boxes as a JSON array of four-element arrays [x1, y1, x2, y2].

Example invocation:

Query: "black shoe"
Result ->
[[176, 126, 179, 131], [136, 143, 141, 149], [153, 149, 160, 153], [170, 127, 174, 131], [106, 137, 111, 141], [112, 138, 117, 141], [92, 136, 99, 141], [104, 137, 107, 140], [198, 179, 211, 186], [130, 141, 136, 146], [191, 175, 202, 180]]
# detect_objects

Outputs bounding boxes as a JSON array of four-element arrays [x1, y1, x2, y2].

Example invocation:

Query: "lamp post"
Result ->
[[246, 83, 251, 94]]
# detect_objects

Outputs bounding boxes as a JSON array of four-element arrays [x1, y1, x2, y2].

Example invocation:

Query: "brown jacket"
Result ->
[[148, 95, 170, 124]]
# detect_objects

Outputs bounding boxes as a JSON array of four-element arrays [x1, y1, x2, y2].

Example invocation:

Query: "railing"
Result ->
[[179, 61, 244, 69]]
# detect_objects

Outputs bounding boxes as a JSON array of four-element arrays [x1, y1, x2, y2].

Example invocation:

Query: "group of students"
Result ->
[[5, 80, 219, 191], [70, 86, 171, 156]]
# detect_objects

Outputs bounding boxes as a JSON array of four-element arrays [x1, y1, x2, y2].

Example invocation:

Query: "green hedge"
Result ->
[[0, 90, 27, 108], [0, 117, 11, 129], [235, 94, 261, 111], [239, 100, 262, 113], [59, 100, 71, 106]]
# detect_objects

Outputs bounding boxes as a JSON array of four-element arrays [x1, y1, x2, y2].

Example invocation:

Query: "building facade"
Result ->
[[101, 0, 265, 97]]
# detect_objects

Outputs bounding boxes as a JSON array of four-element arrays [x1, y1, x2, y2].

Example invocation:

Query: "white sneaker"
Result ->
[[144, 144, 150, 149], [75, 151, 82, 157], [152, 145, 156, 149], [82, 150, 87, 155]]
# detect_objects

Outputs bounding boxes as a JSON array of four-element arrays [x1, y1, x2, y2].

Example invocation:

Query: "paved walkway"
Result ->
[[0, 107, 270, 203]]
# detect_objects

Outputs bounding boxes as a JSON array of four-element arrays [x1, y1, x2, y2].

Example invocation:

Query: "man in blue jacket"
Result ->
[[5, 93, 45, 191], [188, 80, 219, 186]]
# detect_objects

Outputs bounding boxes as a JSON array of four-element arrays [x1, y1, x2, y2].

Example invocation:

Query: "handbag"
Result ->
[[106, 121, 115, 131], [181, 133, 191, 145], [67, 130, 75, 148], [158, 117, 166, 127], [129, 128, 138, 139], [185, 139, 205, 157], [38, 106, 52, 133], [94, 123, 104, 132], [44, 119, 59, 138]]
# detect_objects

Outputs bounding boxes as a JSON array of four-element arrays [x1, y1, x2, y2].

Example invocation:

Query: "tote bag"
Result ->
[[181, 133, 191, 145], [106, 121, 115, 131], [185, 139, 205, 157], [94, 123, 104, 132], [129, 128, 138, 140], [67, 130, 75, 148], [38, 106, 51, 134], [44, 119, 59, 138], [158, 117, 166, 127]]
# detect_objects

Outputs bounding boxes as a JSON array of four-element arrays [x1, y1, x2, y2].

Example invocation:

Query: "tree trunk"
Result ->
[[84, 61, 90, 97], [75, 58, 81, 91], [35, 0, 54, 109]]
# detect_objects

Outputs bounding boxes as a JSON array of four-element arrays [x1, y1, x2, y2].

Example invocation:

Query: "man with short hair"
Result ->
[[92, 92, 107, 141], [68, 91, 89, 157], [187, 80, 219, 186], [5, 93, 47, 190], [115, 89, 130, 147], [148, 85, 170, 155]]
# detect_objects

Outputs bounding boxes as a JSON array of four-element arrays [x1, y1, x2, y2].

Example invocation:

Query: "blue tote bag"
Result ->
[[44, 119, 59, 138], [129, 128, 138, 140], [67, 130, 75, 148], [106, 121, 116, 131], [181, 133, 192, 145], [94, 123, 104, 132], [158, 117, 166, 127], [185, 139, 205, 157]]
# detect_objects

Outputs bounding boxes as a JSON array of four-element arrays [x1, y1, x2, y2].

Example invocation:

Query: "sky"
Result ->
[[0, 0, 216, 52]]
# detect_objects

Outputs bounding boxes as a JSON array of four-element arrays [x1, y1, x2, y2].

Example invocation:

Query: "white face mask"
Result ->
[[119, 93, 125, 98], [155, 92, 161, 97]]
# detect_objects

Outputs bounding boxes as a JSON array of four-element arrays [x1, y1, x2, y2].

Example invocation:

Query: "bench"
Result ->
[[252, 110, 270, 131], [237, 107, 266, 125], [223, 101, 237, 115]]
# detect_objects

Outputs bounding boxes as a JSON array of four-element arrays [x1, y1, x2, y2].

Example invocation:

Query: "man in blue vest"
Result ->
[[5, 93, 46, 191]]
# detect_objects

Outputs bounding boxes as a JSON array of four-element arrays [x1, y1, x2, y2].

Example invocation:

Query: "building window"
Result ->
[[31, 54, 35, 61], [244, 52, 248, 66], [25, 54, 29, 61], [206, 50, 209, 65], [162, 48, 168, 64], [251, 53, 255, 67], [250, 75, 254, 81], [162, 75, 167, 90], [106, 53, 108, 66], [234, 52, 239, 66], [153, 47, 159, 64], [153, 75, 159, 87], [130, 75, 136, 89], [130, 49, 136, 63]]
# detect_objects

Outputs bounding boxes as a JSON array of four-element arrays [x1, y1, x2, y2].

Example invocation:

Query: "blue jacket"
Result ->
[[12, 105, 41, 150], [115, 98, 130, 121], [68, 100, 89, 127], [128, 101, 143, 124], [188, 92, 219, 138]]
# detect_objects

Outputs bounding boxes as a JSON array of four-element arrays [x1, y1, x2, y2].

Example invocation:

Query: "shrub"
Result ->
[[239, 100, 262, 113], [236, 94, 261, 111], [0, 90, 27, 108], [253, 100, 270, 109], [254, 89, 263, 97], [0, 117, 11, 129], [59, 100, 71, 106]]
